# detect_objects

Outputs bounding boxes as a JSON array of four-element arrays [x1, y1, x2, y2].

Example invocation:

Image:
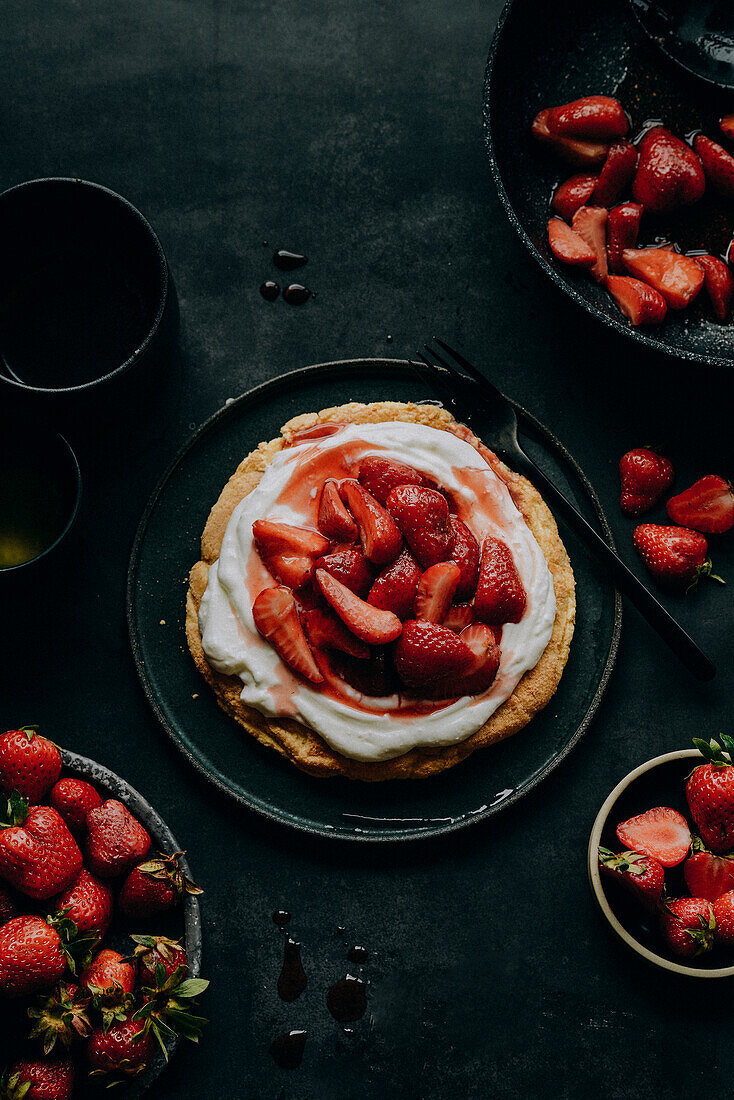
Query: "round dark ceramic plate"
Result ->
[[484, 0, 734, 369], [0, 751, 203, 1096], [127, 359, 621, 841]]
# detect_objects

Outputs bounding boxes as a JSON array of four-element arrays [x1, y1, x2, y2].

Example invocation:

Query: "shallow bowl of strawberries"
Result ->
[[0, 727, 206, 1099], [588, 737, 734, 977]]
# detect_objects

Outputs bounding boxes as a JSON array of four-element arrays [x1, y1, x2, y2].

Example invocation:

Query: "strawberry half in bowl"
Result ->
[[588, 741, 734, 978]]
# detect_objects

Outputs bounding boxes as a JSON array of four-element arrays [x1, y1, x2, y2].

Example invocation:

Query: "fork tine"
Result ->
[[431, 336, 505, 400], [414, 352, 475, 421]]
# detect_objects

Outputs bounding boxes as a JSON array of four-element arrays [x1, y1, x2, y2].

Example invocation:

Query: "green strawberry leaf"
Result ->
[[175, 978, 209, 998]]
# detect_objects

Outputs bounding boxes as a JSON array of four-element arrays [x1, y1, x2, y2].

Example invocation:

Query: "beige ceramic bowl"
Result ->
[[588, 748, 734, 979]]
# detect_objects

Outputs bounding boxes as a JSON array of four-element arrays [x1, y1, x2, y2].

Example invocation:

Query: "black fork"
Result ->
[[415, 337, 715, 682]]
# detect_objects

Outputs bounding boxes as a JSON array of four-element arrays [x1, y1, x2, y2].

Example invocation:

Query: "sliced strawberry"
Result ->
[[452, 624, 501, 695], [385, 485, 455, 568], [449, 517, 480, 600], [367, 548, 422, 620], [414, 562, 461, 624], [632, 126, 706, 212], [301, 607, 370, 659], [606, 202, 643, 274], [684, 846, 734, 902], [474, 536, 527, 625], [605, 275, 667, 326], [548, 218, 596, 267], [616, 806, 691, 867], [393, 620, 473, 690], [531, 109, 609, 167], [551, 173, 598, 222], [666, 475, 734, 535], [315, 568, 402, 644], [622, 248, 704, 310], [591, 140, 637, 207], [693, 255, 733, 322], [252, 587, 323, 683], [285, 421, 345, 446], [318, 480, 358, 541], [443, 602, 474, 633], [357, 455, 424, 504], [571, 206, 608, 282], [314, 548, 374, 599], [339, 480, 402, 566], [721, 115, 734, 141], [693, 134, 734, 199], [546, 95, 629, 141], [252, 520, 329, 589]]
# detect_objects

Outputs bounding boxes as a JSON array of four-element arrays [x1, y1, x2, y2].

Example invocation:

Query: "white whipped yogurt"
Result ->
[[198, 421, 557, 762]]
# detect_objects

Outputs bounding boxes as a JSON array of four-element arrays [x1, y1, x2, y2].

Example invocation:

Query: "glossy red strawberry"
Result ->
[[85, 799, 152, 880], [314, 547, 374, 599], [616, 806, 690, 867], [128, 934, 188, 984], [660, 897, 715, 958], [86, 1016, 154, 1080], [315, 569, 402, 644], [547, 218, 596, 267], [3, 1058, 74, 1100], [686, 737, 734, 853], [252, 586, 323, 684], [118, 851, 202, 919], [546, 95, 628, 141], [551, 173, 598, 221], [448, 517, 480, 600], [632, 126, 706, 212], [414, 562, 461, 624], [633, 524, 719, 589], [301, 606, 370, 659], [605, 275, 667, 326], [0, 915, 66, 997], [80, 948, 135, 996], [54, 868, 113, 937], [532, 108, 609, 166], [606, 202, 643, 274], [317, 479, 357, 541], [340, 480, 402, 566], [684, 843, 734, 902], [694, 255, 734, 322], [693, 134, 734, 198], [571, 206, 608, 281], [712, 890, 734, 946], [0, 728, 61, 804], [448, 624, 501, 696], [592, 140, 637, 206], [619, 448, 674, 516], [357, 455, 424, 504], [667, 475, 734, 535], [393, 620, 473, 691], [474, 537, 527, 625], [49, 778, 102, 834], [598, 847, 665, 910], [0, 803, 82, 900], [622, 248, 704, 310], [442, 602, 474, 633], [367, 547, 422, 620], [386, 485, 454, 568], [252, 520, 329, 589]]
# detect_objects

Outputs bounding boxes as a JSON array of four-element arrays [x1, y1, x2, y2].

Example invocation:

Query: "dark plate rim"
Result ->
[[482, 0, 734, 370], [127, 358, 622, 842]]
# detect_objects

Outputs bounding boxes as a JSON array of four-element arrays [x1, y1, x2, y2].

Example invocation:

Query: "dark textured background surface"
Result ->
[[2, 1, 733, 1096]]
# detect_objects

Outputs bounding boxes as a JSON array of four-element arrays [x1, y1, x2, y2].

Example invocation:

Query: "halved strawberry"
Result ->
[[474, 536, 527, 626], [548, 218, 596, 267], [721, 115, 734, 141], [314, 548, 374, 599], [666, 475, 734, 535], [315, 569, 402, 644], [591, 140, 637, 206], [442, 603, 474, 633], [449, 517, 480, 600], [301, 607, 370, 659], [531, 109, 610, 166], [551, 173, 598, 222], [546, 95, 628, 141], [605, 275, 667, 326], [615, 806, 691, 867], [693, 255, 733, 322], [571, 206, 608, 281], [339, 480, 402, 566], [318, 480, 358, 541], [622, 248, 704, 310], [684, 844, 734, 902], [252, 521, 329, 589], [367, 548, 422, 620], [357, 456, 424, 504], [252, 587, 323, 683], [393, 620, 473, 690], [598, 847, 665, 911], [385, 485, 455, 568], [414, 562, 461, 624], [693, 134, 734, 199], [606, 202, 643, 274]]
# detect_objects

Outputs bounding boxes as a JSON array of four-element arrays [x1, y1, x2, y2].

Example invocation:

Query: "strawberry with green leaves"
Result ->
[[0, 1058, 74, 1100], [134, 962, 209, 1057], [598, 847, 665, 910], [86, 1015, 154, 1082], [126, 934, 188, 984], [53, 868, 113, 938], [659, 898, 716, 958], [684, 837, 734, 902], [80, 948, 136, 1032], [27, 980, 91, 1055], [118, 851, 202, 919], [633, 524, 722, 590], [0, 728, 61, 805], [687, 737, 734, 853]]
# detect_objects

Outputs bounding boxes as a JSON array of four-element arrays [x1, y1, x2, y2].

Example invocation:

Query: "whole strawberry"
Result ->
[[85, 799, 151, 879], [80, 948, 135, 997], [659, 897, 715, 958], [27, 980, 92, 1054], [0, 801, 83, 900], [2, 1058, 74, 1100], [598, 847, 665, 910], [49, 777, 102, 834], [712, 890, 734, 946], [54, 868, 113, 937], [687, 737, 734, 853], [633, 524, 721, 589], [86, 1016, 154, 1081], [0, 728, 61, 804], [619, 448, 674, 516], [683, 839, 734, 901], [0, 915, 66, 997], [128, 934, 188, 984], [118, 851, 202, 919]]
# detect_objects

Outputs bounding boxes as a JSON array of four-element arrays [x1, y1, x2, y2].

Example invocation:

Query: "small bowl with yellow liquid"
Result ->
[[0, 428, 81, 573]]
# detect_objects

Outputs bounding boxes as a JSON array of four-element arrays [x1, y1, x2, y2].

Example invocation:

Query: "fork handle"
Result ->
[[511, 450, 716, 682]]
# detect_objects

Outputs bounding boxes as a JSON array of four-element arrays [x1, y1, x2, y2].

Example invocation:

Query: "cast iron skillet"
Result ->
[[484, 0, 734, 369]]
